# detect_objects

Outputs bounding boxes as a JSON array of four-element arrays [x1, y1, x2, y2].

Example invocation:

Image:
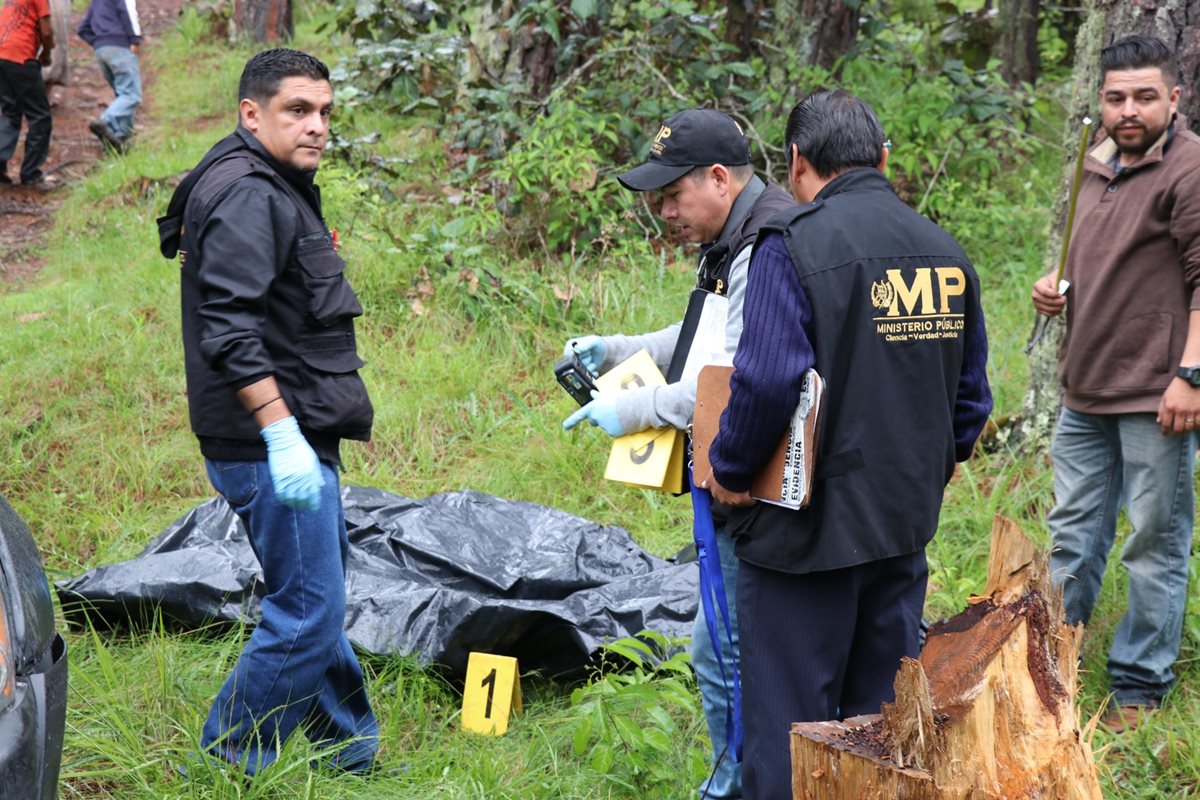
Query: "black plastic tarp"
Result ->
[[55, 487, 697, 677]]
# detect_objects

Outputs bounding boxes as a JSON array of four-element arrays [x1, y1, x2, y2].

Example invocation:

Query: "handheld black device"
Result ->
[[554, 352, 598, 406]]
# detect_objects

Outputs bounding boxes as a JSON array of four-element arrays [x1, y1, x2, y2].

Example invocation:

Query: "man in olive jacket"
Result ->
[[159, 48, 377, 775], [1031, 34, 1200, 734]]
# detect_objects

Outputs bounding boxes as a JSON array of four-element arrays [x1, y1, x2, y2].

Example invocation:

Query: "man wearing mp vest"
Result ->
[[562, 108, 795, 800], [703, 90, 992, 799]]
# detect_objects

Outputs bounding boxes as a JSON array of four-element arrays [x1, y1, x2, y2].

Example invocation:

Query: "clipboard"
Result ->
[[692, 364, 824, 509]]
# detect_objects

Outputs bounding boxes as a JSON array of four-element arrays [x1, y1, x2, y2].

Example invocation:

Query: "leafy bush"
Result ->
[[323, 0, 763, 252], [319, 0, 445, 42], [329, 36, 462, 114], [318, 0, 1062, 268], [489, 100, 631, 253], [568, 632, 708, 797], [175, 0, 232, 44]]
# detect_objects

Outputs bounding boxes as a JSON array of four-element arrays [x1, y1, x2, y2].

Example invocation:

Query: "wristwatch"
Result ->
[[1178, 365, 1200, 387]]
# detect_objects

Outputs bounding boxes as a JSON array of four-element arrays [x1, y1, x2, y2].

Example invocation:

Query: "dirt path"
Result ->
[[0, 0, 181, 285]]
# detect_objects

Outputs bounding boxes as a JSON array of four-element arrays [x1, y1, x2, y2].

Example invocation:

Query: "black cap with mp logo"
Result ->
[[617, 109, 752, 191]]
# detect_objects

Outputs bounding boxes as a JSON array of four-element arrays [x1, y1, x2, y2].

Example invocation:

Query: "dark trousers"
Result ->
[[737, 549, 928, 800], [0, 57, 52, 183]]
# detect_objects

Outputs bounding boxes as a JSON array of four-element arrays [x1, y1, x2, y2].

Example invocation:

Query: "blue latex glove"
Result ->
[[260, 416, 325, 511], [563, 335, 606, 376], [562, 390, 628, 437]]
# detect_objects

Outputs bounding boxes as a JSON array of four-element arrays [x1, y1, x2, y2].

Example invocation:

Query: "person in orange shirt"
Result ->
[[0, 0, 55, 186]]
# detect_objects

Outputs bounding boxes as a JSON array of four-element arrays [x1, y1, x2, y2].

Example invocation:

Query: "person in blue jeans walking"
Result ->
[[562, 109, 795, 799], [1031, 34, 1200, 735], [158, 48, 378, 776], [77, 0, 141, 152]]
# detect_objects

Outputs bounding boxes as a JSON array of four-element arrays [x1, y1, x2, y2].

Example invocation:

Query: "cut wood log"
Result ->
[[790, 516, 1102, 799]]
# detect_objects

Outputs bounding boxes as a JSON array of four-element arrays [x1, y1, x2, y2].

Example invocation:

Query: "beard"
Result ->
[[1105, 116, 1170, 158]]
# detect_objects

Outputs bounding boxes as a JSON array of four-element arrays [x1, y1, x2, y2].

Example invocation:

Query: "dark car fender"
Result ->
[[0, 495, 68, 800]]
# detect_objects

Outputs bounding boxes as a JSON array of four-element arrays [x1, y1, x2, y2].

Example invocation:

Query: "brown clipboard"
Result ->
[[692, 364, 823, 509]]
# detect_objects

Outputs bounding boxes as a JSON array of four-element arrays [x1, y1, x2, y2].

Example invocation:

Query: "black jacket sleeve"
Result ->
[[193, 176, 297, 389]]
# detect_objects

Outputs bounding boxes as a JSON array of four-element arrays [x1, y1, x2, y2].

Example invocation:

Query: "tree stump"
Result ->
[[790, 516, 1102, 799]]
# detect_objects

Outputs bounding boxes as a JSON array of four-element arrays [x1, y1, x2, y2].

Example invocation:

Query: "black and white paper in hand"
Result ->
[[771, 369, 825, 510]]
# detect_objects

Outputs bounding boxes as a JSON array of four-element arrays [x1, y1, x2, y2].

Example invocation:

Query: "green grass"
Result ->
[[60, 616, 707, 798], [3, 4, 1200, 799]]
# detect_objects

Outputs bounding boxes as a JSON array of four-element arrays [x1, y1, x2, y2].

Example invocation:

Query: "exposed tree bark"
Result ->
[[995, 0, 1041, 86], [771, 0, 858, 71], [232, 0, 293, 44], [790, 517, 1102, 799], [1020, 0, 1200, 448], [464, 0, 558, 99], [724, 0, 757, 59], [42, 0, 71, 86], [464, 0, 514, 87]]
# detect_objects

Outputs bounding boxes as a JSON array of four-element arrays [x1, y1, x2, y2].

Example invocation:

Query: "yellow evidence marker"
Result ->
[[462, 652, 523, 735], [594, 349, 685, 493]]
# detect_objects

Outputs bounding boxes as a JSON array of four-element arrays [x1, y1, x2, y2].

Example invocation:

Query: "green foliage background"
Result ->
[[1, 0, 1198, 797]]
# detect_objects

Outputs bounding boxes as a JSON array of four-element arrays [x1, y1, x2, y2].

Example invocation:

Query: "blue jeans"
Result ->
[[1048, 408, 1197, 707], [201, 459, 378, 774], [691, 528, 741, 799], [94, 45, 141, 140]]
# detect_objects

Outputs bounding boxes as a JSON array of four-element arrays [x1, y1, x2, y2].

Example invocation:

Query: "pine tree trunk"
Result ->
[[1017, 5, 1102, 450], [724, 0, 758, 59], [464, 0, 557, 100], [996, 0, 1041, 86], [232, 0, 293, 44], [790, 517, 1102, 799], [771, 0, 858, 70]]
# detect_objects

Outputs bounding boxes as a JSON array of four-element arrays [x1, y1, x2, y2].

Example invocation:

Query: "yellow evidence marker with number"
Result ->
[[462, 652, 523, 735], [593, 349, 686, 493]]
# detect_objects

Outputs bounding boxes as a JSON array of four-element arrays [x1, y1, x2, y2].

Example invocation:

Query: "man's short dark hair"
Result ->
[[784, 90, 885, 180], [1100, 35, 1175, 87], [238, 48, 330, 105], [728, 162, 756, 183], [682, 162, 757, 185]]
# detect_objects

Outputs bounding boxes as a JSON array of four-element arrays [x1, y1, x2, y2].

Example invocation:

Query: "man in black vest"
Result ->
[[704, 90, 992, 799], [159, 49, 377, 776], [562, 108, 794, 800]]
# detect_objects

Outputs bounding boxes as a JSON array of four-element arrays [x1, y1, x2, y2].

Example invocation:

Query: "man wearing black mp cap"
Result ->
[[562, 108, 794, 800]]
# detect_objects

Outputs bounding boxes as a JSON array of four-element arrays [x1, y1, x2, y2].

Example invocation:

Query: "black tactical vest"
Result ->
[[171, 134, 373, 461], [695, 179, 795, 295], [729, 169, 982, 574]]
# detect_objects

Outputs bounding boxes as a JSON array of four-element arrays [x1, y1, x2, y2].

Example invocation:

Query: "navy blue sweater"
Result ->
[[78, 0, 140, 48]]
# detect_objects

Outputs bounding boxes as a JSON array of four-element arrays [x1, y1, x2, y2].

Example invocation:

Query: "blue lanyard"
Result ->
[[688, 466, 743, 762]]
